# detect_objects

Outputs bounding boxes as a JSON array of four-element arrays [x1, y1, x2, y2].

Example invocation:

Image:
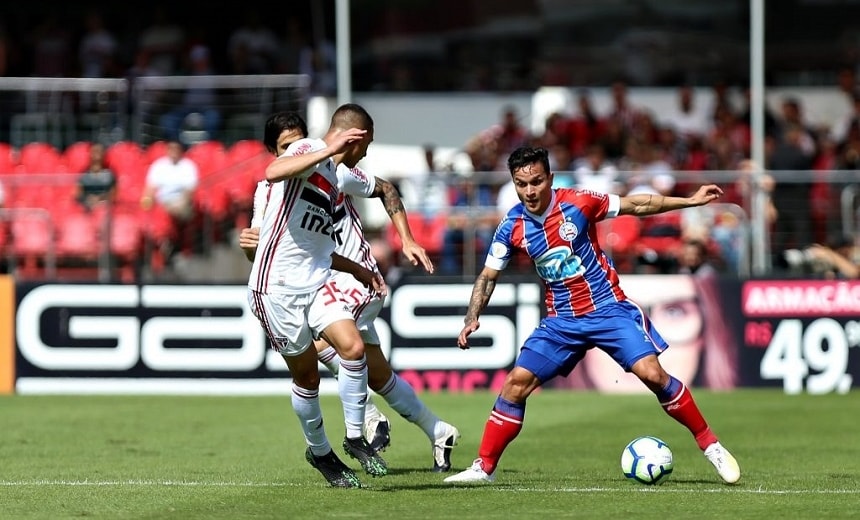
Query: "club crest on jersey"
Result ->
[[558, 219, 578, 241], [490, 241, 508, 259]]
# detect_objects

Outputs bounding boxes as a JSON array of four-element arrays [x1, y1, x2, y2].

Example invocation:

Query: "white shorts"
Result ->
[[247, 289, 316, 356], [248, 281, 358, 355], [318, 270, 384, 345]]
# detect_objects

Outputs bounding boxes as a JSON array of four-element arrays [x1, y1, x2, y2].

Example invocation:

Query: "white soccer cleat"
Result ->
[[443, 458, 495, 483], [704, 442, 741, 484], [364, 401, 391, 453], [432, 422, 460, 472]]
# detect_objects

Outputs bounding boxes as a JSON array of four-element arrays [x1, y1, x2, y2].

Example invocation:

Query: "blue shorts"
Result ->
[[516, 300, 669, 383]]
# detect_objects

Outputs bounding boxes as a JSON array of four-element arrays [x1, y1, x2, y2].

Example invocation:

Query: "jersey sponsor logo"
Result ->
[[534, 246, 585, 282], [294, 142, 313, 155], [558, 219, 578, 241], [348, 166, 369, 184]]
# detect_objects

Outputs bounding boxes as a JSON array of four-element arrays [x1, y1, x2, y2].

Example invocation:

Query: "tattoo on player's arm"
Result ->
[[464, 275, 495, 324], [375, 177, 405, 217]]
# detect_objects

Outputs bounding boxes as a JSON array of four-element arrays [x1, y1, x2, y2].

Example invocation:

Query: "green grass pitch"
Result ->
[[1, 389, 858, 519]]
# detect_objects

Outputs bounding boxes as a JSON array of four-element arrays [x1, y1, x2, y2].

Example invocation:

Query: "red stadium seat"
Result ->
[[143, 140, 169, 165], [186, 140, 228, 179], [18, 142, 65, 174], [62, 141, 93, 173], [108, 209, 144, 259], [106, 141, 144, 171], [55, 210, 101, 261], [0, 142, 19, 174], [386, 212, 446, 257], [227, 139, 267, 164], [10, 209, 55, 270]]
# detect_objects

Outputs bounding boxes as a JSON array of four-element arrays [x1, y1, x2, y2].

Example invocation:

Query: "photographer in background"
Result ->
[[783, 234, 859, 279]]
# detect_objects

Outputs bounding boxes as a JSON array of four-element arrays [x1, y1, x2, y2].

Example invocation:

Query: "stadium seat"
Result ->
[[18, 142, 65, 174], [106, 141, 144, 171], [9, 209, 55, 268], [186, 140, 228, 179], [143, 140, 169, 166], [62, 141, 93, 173], [55, 210, 101, 261], [108, 210, 143, 257], [227, 139, 267, 164], [386, 213, 446, 258], [0, 142, 19, 174]]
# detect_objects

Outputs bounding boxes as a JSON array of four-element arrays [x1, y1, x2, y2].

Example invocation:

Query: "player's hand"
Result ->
[[457, 320, 480, 350], [689, 184, 724, 206], [370, 271, 388, 297], [328, 128, 367, 154], [401, 239, 435, 274], [354, 266, 388, 297], [238, 227, 260, 250]]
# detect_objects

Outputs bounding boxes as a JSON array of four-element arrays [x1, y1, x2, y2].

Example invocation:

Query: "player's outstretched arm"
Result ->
[[331, 253, 388, 295], [238, 227, 260, 262], [458, 266, 501, 350], [372, 176, 435, 274], [619, 184, 724, 217], [265, 128, 367, 182]]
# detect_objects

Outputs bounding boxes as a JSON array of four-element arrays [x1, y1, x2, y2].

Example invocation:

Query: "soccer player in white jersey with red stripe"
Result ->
[[241, 110, 462, 474], [246, 106, 386, 488]]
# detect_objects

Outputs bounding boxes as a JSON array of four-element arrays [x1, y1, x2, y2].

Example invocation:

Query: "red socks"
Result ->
[[477, 408, 523, 475], [661, 383, 718, 450]]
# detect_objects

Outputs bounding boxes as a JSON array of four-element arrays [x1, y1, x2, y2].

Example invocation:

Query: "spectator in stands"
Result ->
[[137, 4, 185, 76], [831, 91, 860, 146], [299, 36, 338, 96], [547, 143, 575, 187], [370, 236, 404, 287], [566, 88, 606, 157], [398, 143, 450, 218], [140, 140, 199, 254], [74, 142, 117, 211], [572, 142, 622, 194], [802, 235, 860, 279], [660, 85, 711, 146], [31, 14, 72, 77], [676, 238, 720, 277], [227, 10, 280, 75], [607, 80, 642, 134], [464, 105, 530, 172], [775, 97, 818, 155], [158, 45, 221, 143], [767, 124, 815, 258], [78, 9, 119, 79], [439, 174, 497, 275]]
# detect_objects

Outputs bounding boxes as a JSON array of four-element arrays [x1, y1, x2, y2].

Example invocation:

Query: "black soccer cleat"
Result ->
[[305, 448, 361, 488], [343, 436, 388, 477]]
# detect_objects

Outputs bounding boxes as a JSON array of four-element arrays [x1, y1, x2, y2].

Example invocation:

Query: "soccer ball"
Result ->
[[621, 436, 674, 485]]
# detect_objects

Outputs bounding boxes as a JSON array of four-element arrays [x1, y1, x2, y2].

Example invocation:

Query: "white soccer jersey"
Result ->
[[247, 138, 340, 294], [333, 165, 378, 271]]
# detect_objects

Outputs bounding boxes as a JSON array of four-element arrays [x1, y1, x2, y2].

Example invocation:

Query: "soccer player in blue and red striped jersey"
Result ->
[[444, 146, 740, 485]]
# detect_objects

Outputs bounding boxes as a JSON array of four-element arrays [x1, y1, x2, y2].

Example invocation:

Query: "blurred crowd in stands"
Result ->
[[2, 72, 860, 281], [396, 79, 860, 279], [0, 5, 859, 281]]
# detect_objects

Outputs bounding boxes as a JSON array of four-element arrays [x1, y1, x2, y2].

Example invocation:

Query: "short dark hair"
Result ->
[[507, 146, 550, 176], [263, 111, 308, 154], [330, 103, 374, 131]]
